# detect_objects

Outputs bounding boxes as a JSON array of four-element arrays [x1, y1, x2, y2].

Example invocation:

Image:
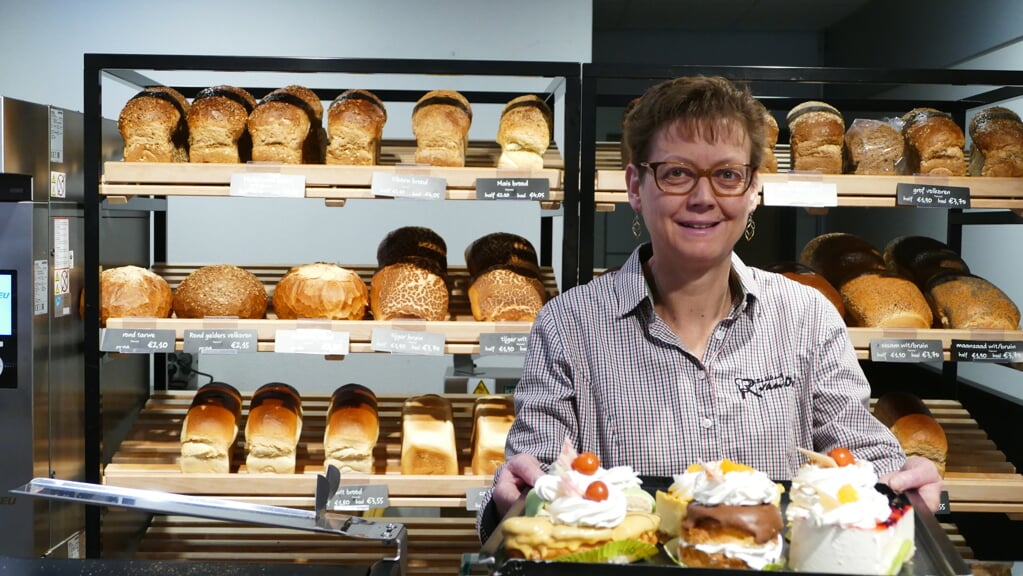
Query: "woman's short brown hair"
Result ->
[[623, 76, 766, 169]]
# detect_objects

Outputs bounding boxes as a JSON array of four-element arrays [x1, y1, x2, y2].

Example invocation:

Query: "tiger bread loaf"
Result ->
[[902, 107, 966, 176], [180, 382, 243, 473], [844, 118, 904, 174], [247, 85, 325, 164], [873, 391, 948, 476], [245, 382, 303, 474], [883, 235, 970, 290], [401, 394, 458, 475], [968, 106, 1023, 176], [272, 262, 368, 320], [371, 226, 449, 321], [496, 94, 553, 171], [787, 100, 844, 174], [118, 86, 190, 162], [187, 85, 257, 163], [799, 232, 886, 290], [841, 271, 933, 328], [926, 272, 1021, 330], [172, 264, 268, 319], [412, 90, 472, 167], [84, 265, 173, 326], [324, 383, 378, 474], [326, 89, 387, 166], [764, 261, 844, 319], [470, 395, 514, 476], [465, 232, 546, 321]]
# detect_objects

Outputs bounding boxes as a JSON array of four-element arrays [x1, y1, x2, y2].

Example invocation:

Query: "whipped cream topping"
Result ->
[[787, 459, 893, 529], [533, 465, 644, 528], [689, 461, 783, 506]]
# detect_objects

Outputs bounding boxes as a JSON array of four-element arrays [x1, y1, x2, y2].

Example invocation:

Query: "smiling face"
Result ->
[[627, 118, 759, 273]]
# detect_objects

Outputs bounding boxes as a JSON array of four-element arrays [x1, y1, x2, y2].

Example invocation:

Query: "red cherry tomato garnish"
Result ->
[[584, 481, 609, 502], [829, 447, 855, 467], [572, 452, 600, 475]]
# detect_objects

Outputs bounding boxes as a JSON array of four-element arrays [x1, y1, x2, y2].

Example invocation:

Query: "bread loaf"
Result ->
[[324, 383, 378, 474], [465, 232, 546, 321], [245, 383, 303, 474], [873, 392, 947, 476], [248, 85, 325, 164], [761, 107, 779, 173], [470, 395, 514, 476], [883, 235, 969, 290], [787, 101, 844, 174], [926, 272, 1021, 330], [968, 106, 1023, 177], [180, 382, 242, 473], [412, 90, 472, 167], [370, 263, 449, 321], [841, 272, 933, 328], [902, 108, 966, 176], [376, 226, 448, 278], [118, 86, 190, 163], [764, 261, 844, 318], [844, 118, 904, 174], [84, 265, 173, 326], [465, 232, 541, 279], [401, 394, 458, 475], [272, 262, 368, 320], [326, 89, 387, 166], [173, 265, 268, 319], [799, 232, 886, 289], [187, 85, 256, 163], [496, 95, 552, 170]]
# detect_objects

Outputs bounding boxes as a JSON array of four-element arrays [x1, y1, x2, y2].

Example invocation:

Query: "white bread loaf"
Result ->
[[324, 383, 379, 474], [83, 265, 173, 326], [173, 264, 268, 319], [180, 382, 243, 473], [470, 396, 514, 476], [245, 383, 303, 474], [873, 392, 948, 477], [272, 262, 368, 320], [497, 95, 552, 170], [401, 394, 458, 475], [326, 89, 387, 166], [118, 86, 190, 163], [187, 85, 256, 163], [412, 90, 472, 167]]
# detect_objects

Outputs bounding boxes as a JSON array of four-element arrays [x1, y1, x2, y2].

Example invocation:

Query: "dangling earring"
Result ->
[[632, 212, 643, 239], [744, 214, 756, 242]]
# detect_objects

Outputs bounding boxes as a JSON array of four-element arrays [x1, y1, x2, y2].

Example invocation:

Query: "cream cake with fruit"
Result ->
[[500, 444, 659, 562], [676, 459, 785, 570], [786, 447, 915, 575]]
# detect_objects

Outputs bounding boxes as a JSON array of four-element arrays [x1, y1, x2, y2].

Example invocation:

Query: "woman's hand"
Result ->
[[493, 453, 545, 516], [882, 456, 943, 512]]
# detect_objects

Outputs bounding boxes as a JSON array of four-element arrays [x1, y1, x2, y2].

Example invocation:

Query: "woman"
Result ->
[[476, 76, 941, 541]]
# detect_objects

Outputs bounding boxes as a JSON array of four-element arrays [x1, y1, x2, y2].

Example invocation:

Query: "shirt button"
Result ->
[[697, 371, 706, 380], [700, 418, 713, 429], [715, 329, 725, 340]]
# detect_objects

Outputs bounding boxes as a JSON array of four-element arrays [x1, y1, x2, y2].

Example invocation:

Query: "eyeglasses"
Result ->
[[639, 161, 754, 197]]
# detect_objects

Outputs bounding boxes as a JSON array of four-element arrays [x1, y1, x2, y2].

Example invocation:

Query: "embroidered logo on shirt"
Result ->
[[735, 374, 794, 399]]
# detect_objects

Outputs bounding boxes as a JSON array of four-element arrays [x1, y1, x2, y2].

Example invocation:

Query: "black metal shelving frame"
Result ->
[[82, 54, 582, 557]]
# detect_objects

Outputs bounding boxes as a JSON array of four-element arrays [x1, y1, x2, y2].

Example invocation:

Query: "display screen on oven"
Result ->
[[0, 271, 12, 337]]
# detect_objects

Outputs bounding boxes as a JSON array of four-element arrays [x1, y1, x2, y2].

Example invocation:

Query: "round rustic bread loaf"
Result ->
[[883, 235, 969, 290], [926, 272, 1020, 330], [840, 271, 933, 328], [370, 262, 449, 321], [173, 264, 268, 319], [764, 261, 844, 318], [272, 262, 368, 320], [799, 232, 886, 289], [84, 265, 174, 326]]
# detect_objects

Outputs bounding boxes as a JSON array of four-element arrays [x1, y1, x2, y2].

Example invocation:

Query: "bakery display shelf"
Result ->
[[849, 327, 1023, 362], [103, 392, 495, 497]]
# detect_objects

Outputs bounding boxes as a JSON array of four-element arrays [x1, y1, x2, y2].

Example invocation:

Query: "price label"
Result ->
[[896, 182, 970, 208], [869, 339, 943, 363], [475, 178, 550, 201], [327, 484, 389, 511], [951, 339, 1023, 363], [100, 329, 176, 354], [229, 172, 305, 198], [371, 172, 446, 200], [370, 328, 445, 355], [936, 491, 951, 516], [465, 487, 488, 511], [274, 329, 349, 355], [183, 329, 258, 355], [479, 333, 529, 356], [762, 180, 838, 207]]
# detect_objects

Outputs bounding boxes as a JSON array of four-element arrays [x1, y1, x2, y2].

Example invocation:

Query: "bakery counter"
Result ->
[[100, 140, 564, 207], [0, 556, 392, 576]]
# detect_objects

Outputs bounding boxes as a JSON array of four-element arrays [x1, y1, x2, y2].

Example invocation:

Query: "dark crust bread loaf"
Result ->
[[901, 108, 966, 176], [883, 236, 969, 290], [844, 118, 904, 174], [841, 271, 933, 328], [85, 265, 174, 326], [926, 272, 1021, 330], [324, 383, 379, 474], [412, 90, 472, 167], [326, 89, 387, 166], [787, 101, 845, 174], [245, 382, 303, 474], [497, 94, 553, 170], [799, 232, 886, 289], [248, 85, 325, 164], [119, 86, 190, 163], [464, 232, 541, 280], [173, 264, 268, 319], [180, 381, 243, 473], [873, 392, 947, 477], [376, 226, 448, 277], [764, 261, 844, 318], [272, 262, 368, 320], [464, 233, 546, 321], [187, 85, 256, 163], [968, 106, 1023, 177]]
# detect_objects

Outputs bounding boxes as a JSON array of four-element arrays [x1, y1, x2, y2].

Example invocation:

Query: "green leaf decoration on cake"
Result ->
[[523, 489, 544, 517]]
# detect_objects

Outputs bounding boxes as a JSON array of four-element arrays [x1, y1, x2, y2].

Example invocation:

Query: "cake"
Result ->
[[786, 447, 915, 575], [676, 459, 785, 570]]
